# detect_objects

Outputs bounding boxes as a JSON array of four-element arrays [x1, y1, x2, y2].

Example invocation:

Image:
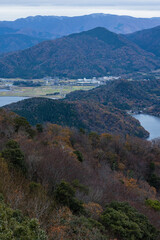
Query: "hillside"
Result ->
[[145, 104, 160, 117], [0, 109, 160, 239], [4, 97, 148, 138], [1, 14, 160, 38], [0, 26, 18, 35], [4, 79, 160, 138], [66, 79, 160, 110], [126, 25, 160, 57], [4, 79, 160, 139], [0, 27, 159, 78], [0, 33, 44, 54]]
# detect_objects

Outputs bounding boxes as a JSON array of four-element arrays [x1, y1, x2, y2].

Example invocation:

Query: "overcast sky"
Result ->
[[0, 0, 160, 20]]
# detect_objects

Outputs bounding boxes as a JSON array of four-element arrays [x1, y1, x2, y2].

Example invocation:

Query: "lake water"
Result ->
[[133, 114, 160, 140], [0, 96, 28, 107], [0, 89, 10, 92]]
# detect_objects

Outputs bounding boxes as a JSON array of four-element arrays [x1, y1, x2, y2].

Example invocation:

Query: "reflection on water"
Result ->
[[0, 97, 28, 107], [133, 114, 160, 140]]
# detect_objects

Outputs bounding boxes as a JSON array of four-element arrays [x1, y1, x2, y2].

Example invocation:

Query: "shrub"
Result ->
[[100, 201, 159, 240]]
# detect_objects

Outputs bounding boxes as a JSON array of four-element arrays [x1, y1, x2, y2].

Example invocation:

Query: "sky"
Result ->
[[0, 0, 160, 20]]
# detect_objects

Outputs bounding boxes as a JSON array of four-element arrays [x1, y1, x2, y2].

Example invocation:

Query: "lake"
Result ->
[[0, 89, 10, 92], [0, 96, 28, 107], [133, 114, 160, 140]]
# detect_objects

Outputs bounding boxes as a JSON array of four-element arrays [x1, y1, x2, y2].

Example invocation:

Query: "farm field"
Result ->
[[0, 78, 95, 98]]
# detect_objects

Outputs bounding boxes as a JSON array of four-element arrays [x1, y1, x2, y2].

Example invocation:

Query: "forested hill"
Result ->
[[0, 109, 160, 239], [66, 79, 160, 110], [0, 33, 44, 54], [126, 25, 160, 58], [0, 14, 160, 54], [4, 97, 148, 138], [4, 79, 160, 138], [0, 27, 159, 78]]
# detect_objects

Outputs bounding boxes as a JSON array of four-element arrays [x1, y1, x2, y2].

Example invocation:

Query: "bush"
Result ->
[[100, 201, 159, 240], [54, 181, 85, 214], [145, 199, 160, 211]]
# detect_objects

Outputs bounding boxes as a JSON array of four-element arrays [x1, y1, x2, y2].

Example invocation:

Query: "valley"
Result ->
[[0, 77, 96, 98]]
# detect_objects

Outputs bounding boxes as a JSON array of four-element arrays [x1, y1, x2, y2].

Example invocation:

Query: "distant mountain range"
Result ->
[[0, 27, 159, 78], [1, 14, 160, 37], [0, 13, 160, 54]]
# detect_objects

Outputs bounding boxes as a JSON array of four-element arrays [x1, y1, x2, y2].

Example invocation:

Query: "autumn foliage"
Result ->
[[0, 109, 160, 239]]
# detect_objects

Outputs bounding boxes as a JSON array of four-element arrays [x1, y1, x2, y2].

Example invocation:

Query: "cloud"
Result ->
[[0, 0, 160, 7], [0, 1, 159, 20], [0, 5, 159, 21]]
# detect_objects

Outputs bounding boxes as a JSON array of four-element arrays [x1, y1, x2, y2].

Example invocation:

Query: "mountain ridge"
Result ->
[[0, 27, 159, 79], [0, 14, 160, 54], [126, 25, 160, 58], [0, 33, 44, 54], [1, 13, 160, 37]]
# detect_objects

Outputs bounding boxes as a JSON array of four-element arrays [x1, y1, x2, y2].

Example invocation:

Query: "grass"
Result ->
[[0, 85, 94, 98]]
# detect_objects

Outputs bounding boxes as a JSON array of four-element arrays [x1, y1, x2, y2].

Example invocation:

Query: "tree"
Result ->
[[14, 116, 35, 138], [54, 181, 85, 214], [100, 201, 159, 240], [0, 195, 47, 240], [1, 140, 27, 174]]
